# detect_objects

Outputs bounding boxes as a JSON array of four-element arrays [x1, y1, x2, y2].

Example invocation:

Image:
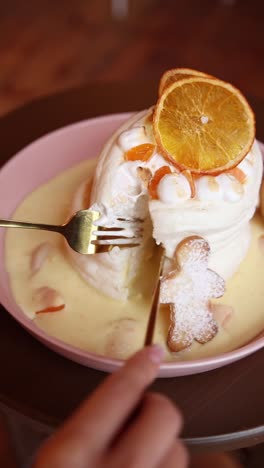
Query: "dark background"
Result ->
[[0, 0, 263, 117]]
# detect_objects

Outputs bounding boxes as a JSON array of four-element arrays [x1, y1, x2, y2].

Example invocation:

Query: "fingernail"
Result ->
[[148, 344, 165, 364]]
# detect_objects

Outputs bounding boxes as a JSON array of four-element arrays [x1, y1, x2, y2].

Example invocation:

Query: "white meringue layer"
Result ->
[[69, 110, 263, 299]]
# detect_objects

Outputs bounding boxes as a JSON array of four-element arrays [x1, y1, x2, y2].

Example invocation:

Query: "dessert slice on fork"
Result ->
[[0, 209, 143, 254]]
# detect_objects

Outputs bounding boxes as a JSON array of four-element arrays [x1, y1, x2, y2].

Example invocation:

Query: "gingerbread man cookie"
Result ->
[[160, 236, 225, 352]]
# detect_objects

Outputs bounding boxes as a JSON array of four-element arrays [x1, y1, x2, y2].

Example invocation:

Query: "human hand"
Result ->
[[33, 345, 188, 468]]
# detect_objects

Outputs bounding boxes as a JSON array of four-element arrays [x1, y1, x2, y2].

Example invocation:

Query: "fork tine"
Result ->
[[94, 228, 143, 237], [95, 220, 143, 230], [117, 217, 144, 222], [95, 225, 143, 231], [91, 237, 141, 246]]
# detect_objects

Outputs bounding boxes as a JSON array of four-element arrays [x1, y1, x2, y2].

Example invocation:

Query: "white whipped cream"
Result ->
[[150, 140, 262, 277], [118, 126, 150, 152], [69, 109, 263, 300], [158, 173, 191, 203], [195, 173, 245, 203]]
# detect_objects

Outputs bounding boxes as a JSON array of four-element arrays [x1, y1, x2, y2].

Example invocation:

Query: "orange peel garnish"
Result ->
[[227, 167, 247, 183], [181, 169, 196, 198], [36, 304, 65, 315], [154, 76, 255, 175], [124, 143, 155, 162], [148, 166, 172, 199]]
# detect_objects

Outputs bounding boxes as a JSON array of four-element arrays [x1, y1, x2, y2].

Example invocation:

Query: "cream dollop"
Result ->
[[158, 173, 191, 203], [118, 126, 150, 152], [216, 173, 244, 203], [196, 176, 223, 201]]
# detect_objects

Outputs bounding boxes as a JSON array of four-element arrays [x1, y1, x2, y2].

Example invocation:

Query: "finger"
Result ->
[[108, 392, 183, 468], [160, 441, 189, 468], [41, 346, 164, 458], [69, 345, 164, 448]]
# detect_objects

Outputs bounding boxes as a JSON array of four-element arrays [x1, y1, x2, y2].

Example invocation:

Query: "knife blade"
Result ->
[[144, 246, 165, 346]]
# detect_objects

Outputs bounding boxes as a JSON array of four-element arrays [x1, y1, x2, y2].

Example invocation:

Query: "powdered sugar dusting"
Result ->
[[160, 236, 225, 351]]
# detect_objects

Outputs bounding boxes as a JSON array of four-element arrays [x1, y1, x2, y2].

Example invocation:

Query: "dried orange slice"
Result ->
[[154, 77, 255, 174], [158, 68, 212, 96]]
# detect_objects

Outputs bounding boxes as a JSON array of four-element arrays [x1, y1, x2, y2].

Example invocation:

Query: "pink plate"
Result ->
[[0, 113, 263, 377]]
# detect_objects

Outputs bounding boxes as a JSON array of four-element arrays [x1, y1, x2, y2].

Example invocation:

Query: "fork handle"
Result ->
[[0, 219, 62, 234]]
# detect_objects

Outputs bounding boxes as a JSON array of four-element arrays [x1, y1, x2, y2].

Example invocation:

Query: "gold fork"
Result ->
[[0, 209, 143, 254]]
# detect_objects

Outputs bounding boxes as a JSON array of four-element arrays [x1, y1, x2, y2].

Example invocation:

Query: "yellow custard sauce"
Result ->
[[5, 159, 264, 361]]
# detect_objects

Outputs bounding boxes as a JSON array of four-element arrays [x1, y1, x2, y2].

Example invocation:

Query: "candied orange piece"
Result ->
[[36, 304, 65, 315], [148, 166, 172, 199], [181, 169, 196, 198], [124, 143, 155, 162], [227, 167, 247, 183]]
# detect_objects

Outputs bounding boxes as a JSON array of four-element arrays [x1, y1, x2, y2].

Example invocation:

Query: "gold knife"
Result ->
[[144, 246, 165, 346]]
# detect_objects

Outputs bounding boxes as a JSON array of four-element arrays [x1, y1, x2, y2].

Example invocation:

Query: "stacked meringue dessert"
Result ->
[[69, 68, 262, 352], [5, 68, 264, 359]]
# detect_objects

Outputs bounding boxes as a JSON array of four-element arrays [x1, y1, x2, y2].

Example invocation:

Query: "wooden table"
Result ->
[[0, 82, 264, 453]]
